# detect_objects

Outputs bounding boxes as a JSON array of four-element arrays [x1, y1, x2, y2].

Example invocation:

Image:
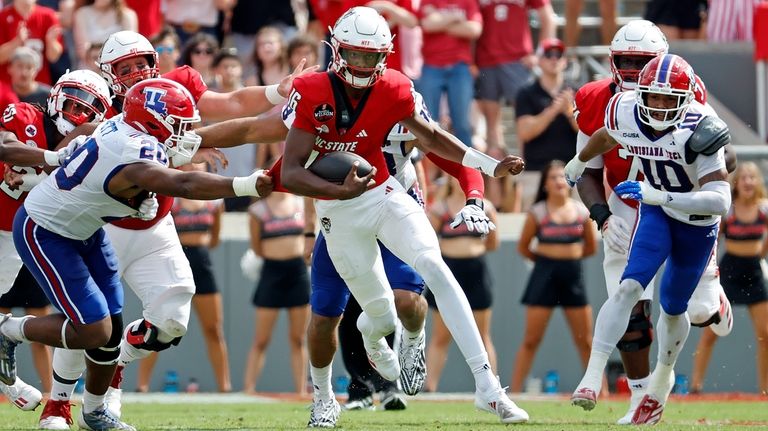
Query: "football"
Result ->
[[308, 151, 373, 184]]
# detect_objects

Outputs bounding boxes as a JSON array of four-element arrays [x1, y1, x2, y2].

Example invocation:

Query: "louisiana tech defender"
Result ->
[[279, 7, 526, 427], [0, 69, 111, 412], [565, 54, 731, 424], [0, 78, 268, 431], [573, 20, 733, 424]]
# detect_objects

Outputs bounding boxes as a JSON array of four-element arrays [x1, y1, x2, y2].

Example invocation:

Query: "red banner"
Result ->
[[755, 3, 768, 61]]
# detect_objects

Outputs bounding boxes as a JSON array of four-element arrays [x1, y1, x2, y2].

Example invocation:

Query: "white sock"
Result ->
[[310, 365, 333, 401], [467, 353, 497, 392], [0, 315, 31, 342], [82, 389, 105, 414], [648, 311, 690, 400], [50, 348, 86, 401], [628, 375, 650, 397], [403, 327, 424, 344]]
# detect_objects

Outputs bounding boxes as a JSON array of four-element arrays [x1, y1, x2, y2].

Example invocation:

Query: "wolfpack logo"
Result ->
[[143, 87, 168, 116], [321, 217, 332, 234], [314, 104, 334, 122], [25, 125, 37, 137], [316, 124, 329, 134]]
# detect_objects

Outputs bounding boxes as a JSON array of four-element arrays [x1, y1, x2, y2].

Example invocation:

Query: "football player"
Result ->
[[565, 54, 731, 424]]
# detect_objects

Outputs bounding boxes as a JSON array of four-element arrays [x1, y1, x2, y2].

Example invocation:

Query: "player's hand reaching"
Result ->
[[615, 180, 668, 206], [277, 58, 321, 99], [191, 148, 229, 172], [256, 172, 274, 197], [339, 162, 377, 200], [451, 201, 495, 235], [564, 156, 587, 187], [493, 155, 525, 177], [602, 215, 632, 254], [134, 194, 159, 221]]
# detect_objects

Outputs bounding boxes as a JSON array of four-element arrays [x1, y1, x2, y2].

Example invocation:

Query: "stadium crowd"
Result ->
[[0, 0, 766, 429]]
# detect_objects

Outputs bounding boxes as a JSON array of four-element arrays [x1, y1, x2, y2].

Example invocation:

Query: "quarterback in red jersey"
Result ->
[[0, 69, 111, 414], [279, 7, 527, 427], [572, 20, 734, 424]]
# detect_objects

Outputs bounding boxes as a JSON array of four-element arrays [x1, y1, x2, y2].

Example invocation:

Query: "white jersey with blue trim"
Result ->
[[24, 115, 169, 240], [604, 91, 726, 226], [282, 89, 433, 191]]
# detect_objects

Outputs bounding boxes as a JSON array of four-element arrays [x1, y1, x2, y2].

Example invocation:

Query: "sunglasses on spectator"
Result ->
[[193, 48, 214, 55], [156, 46, 175, 54], [542, 50, 564, 59]]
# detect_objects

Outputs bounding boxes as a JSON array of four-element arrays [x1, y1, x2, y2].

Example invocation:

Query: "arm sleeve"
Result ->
[[576, 131, 604, 169], [426, 152, 484, 199], [663, 180, 731, 216]]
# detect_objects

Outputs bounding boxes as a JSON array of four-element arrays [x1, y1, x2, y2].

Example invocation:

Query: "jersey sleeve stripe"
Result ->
[[606, 95, 619, 130]]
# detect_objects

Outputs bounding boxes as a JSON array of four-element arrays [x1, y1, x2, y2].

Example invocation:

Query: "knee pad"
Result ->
[[616, 300, 654, 352], [357, 298, 397, 340], [124, 318, 182, 353], [85, 314, 123, 365]]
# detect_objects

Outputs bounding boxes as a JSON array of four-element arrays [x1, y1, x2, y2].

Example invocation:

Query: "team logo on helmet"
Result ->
[[314, 104, 334, 122], [143, 87, 168, 116]]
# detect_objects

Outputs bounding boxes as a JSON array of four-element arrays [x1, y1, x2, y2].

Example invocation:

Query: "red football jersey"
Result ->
[[272, 70, 415, 197], [110, 66, 208, 230], [574, 76, 708, 208], [0, 103, 51, 231]]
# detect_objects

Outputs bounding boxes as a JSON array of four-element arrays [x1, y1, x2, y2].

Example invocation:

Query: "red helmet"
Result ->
[[123, 78, 201, 160], [635, 54, 695, 131]]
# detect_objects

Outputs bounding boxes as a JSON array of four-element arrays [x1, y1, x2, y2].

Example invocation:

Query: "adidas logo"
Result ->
[[488, 401, 497, 410], [707, 229, 717, 238], [356, 130, 368, 138], [384, 185, 393, 195]]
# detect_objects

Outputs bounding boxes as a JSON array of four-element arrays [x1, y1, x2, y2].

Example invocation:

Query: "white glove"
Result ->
[[615, 180, 668, 206], [450, 203, 495, 235], [240, 249, 264, 282], [602, 215, 632, 254], [134, 194, 159, 221], [564, 156, 587, 187]]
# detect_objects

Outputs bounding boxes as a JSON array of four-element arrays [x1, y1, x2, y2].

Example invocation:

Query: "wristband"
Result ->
[[232, 170, 265, 197], [265, 84, 286, 105], [43, 150, 60, 166], [466, 198, 484, 209], [588, 203, 612, 230], [304, 232, 316, 238], [462, 148, 499, 177]]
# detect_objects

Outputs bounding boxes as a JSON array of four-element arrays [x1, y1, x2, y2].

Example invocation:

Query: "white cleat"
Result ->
[[398, 329, 426, 396], [710, 290, 734, 337], [38, 399, 73, 430], [571, 387, 597, 411], [365, 340, 400, 382], [0, 376, 42, 411], [474, 385, 529, 424], [105, 386, 122, 418], [616, 389, 645, 425], [78, 406, 135, 431], [308, 394, 341, 428]]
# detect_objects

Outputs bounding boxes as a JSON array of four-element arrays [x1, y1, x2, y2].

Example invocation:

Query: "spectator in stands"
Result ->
[[476, 0, 555, 212], [245, 26, 288, 87], [565, 0, 617, 46], [515, 38, 578, 211], [38, 0, 75, 82], [418, 0, 482, 149], [82, 42, 102, 73], [244, 192, 309, 395], [180, 33, 220, 86], [164, 0, 234, 46], [691, 162, 768, 395], [287, 34, 320, 70], [8, 47, 50, 106], [125, 0, 162, 39], [706, 0, 762, 42], [151, 26, 182, 75], [73, 0, 137, 68], [138, 163, 232, 393], [644, 0, 707, 40], [424, 176, 500, 392], [0, 0, 63, 86], [511, 160, 597, 392]]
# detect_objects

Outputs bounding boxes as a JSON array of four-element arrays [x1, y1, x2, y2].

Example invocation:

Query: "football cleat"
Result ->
[[342, 396, 374, 411], [475, 385, 529, 424], [632, 394, 664, 425], [379, 389, 407, 411], [308, 395, 341, 428], [398, 330, 426, 396], [78, 406, 135, 431], [365, 340, 400, 382], [710, 290, 733, 337], [105, 386, 123, 418], [617, 389, 646, 425], [38, 399, 73, 430], [0, 377, 42, 411], [571, 387, 597, 411], [0, 314, 19, 385]]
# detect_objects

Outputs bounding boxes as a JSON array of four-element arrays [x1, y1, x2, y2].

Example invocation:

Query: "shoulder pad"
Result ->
[[684, 116, 730, 164]]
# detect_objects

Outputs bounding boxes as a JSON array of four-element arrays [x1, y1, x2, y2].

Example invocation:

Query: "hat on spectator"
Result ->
[[538, 38, 566, 55]]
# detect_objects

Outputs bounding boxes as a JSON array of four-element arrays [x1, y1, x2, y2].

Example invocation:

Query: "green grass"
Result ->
[[1, 399, 766, 430]]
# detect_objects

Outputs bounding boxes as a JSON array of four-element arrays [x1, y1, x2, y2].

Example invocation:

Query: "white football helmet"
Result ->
[[47, 69, 112, 135], [609, 20, 668, 91], [329, 7, 393, 88], [99, 31, 159, 96]]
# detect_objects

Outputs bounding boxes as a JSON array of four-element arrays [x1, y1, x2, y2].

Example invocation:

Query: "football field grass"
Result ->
[[1, 395, 766, 430]]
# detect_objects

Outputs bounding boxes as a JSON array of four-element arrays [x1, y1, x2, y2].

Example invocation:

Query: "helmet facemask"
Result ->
[[330, 40, 390, 88], [610, 53, 657, 91], [49, 86, 109, 135], [148, 108, 202, 164], [636, 86, 693, 131]]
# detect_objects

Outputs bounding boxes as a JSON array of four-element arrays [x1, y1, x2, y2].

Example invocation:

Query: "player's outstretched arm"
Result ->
[[565, 127, 618, 186], [116, 163, 271, 200], [196, 111, 289, 149], [54, 122, 98, 150], [0, 131, 66, 167]]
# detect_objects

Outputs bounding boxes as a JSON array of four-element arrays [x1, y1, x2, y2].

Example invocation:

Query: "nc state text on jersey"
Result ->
[[314, 137, 358, 152]]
